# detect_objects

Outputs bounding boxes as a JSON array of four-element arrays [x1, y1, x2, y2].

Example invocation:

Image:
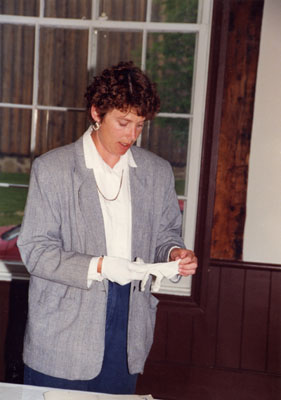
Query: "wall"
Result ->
[[138, 1, 281, 399], [243, 0, 281, 264]]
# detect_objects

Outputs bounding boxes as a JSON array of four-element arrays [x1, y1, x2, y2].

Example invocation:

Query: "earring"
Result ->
[[93, 121, 101, 131]]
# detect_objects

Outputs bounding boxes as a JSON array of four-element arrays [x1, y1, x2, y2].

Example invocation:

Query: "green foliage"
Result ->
[[0, 173, 29, 226], [154, 0, 198, 23], [147, 32, 195, 114], [175, 179, 185, 195], [146, 0, 198, 142]]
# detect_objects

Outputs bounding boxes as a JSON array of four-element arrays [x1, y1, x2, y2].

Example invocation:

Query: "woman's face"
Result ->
[[91, 107, 145, 167]]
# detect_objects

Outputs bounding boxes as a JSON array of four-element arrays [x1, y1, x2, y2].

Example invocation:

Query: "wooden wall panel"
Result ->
[[0, 282, 10, 381], [166, 312, 193, 363], [44, 0, 92, 19], [0, 24, 35, 104], [4, 280, 28, 383], [149, 308, 167, 361], [138, 361, 281, 400], [267, 271, 281, 374], [35, 110, 88, 156], [210, 0, 264, 260], [241, 270, 271, 371], [0, 0, 39, 16], [216, 268, 245, 368], [0, 108, 32, 156], [38, 28, 89, 108], [192, 266, 220, 367]]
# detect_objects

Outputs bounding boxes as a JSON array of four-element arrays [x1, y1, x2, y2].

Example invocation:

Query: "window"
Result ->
[[0, 0, 213, 294]]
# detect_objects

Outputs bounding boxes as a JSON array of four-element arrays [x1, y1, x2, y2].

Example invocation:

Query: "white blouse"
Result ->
[[83, 126, 137, 285]]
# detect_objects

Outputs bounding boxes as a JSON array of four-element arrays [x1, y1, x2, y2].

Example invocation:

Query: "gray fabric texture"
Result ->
[[18, 135, 185, 380]]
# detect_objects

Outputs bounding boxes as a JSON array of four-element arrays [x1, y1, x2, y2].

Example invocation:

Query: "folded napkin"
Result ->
[[140, 259, 180, 292]]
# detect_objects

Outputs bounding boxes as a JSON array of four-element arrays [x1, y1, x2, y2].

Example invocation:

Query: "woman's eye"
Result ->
[[119, 122, 127, 127]]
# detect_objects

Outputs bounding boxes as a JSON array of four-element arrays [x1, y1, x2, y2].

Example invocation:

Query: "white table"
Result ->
[[0, 382, 53, 400], [0, 383, 156, 400]]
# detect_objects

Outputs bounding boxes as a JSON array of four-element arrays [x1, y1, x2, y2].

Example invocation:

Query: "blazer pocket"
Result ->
[[130, 291, 159, 358], [38, 290, 75, 311], [29, 290, 81, 345]]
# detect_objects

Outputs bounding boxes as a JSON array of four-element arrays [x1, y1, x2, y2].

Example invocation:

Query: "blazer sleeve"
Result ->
[[17, 157, 92, 289], [154, 162, 185, 262]]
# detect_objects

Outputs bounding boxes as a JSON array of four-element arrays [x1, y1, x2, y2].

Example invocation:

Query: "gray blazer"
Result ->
[[18, 135, 185, 380]]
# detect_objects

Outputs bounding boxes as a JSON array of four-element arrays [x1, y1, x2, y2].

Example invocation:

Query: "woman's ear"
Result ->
[[90, 106, 100, 123]]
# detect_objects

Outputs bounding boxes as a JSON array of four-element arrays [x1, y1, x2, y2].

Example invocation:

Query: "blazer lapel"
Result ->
[[73, 137, 107, 256], [130, 149, 152, 262], [72, 139, 151, 261]]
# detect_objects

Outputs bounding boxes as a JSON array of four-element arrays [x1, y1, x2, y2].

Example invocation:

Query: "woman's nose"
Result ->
[[129, 126, 138, 141]]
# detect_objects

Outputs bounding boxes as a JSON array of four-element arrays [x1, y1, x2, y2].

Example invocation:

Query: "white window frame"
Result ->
[[0, 0, 213, 295]]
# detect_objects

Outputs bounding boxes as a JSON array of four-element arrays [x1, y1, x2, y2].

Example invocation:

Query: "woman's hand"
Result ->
[[169, 248, 198, 277]]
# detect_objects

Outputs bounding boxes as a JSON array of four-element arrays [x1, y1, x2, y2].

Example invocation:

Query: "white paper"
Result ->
[[43, 391, 153, 400]]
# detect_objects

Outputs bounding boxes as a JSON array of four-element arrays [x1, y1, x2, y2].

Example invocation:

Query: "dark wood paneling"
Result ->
[[0, 24, 35, 104], [38, 28, 89, 108], [193, 0, 231, 308], [0, 280, 28, 383], [0, 108, 32, 157], [0, 282, 10, 381], [216, 268, 245, 369], [192, 266, 220, 367], [149, 309, 168, 361], [0, 0, 39, 16], [4, 279, 28, 383], [210, 0, 264, 260], [137, 363, 281, 400], [166, 312, 192, 363], [241, 270, 271, 371], [267, 272, 281, 374]]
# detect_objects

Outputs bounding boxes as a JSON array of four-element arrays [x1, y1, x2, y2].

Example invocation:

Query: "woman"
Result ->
[[18, 61, 198, 394]]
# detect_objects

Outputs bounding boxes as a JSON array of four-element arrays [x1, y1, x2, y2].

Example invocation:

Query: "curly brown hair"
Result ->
[[84, 61, 160, 123]]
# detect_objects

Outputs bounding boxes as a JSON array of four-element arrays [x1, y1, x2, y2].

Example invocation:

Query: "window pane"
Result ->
[[0, 108, 32, 157], [0, 0, 39, 16], [95, 30, 142, 74], [141, 117, 189, 195], [0, 24, 35, 104], [44, 0, 92, 19], [38, 28, 89, 108], [0, 179, 28, 262], [35, 110, 88, 156], [98, 0, 147, 21], [151, 0, 198, 23], [0, 180, 29, 225], [146, 33, 196, 113]]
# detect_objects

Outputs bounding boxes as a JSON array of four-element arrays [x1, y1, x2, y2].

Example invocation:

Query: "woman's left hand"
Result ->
[[169, 248, 198, 277]]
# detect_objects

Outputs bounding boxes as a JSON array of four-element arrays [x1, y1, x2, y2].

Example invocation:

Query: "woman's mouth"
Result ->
[[119, 142, 131, 149]]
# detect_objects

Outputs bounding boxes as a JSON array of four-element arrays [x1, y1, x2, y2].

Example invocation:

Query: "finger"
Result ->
[[170, 248, 193, 261], [176, 249, 194, 259], [178, 256, 198, 266], [179, 262, 198, 272], [178, 269, 197, 277], [178, 262, 198, 276]]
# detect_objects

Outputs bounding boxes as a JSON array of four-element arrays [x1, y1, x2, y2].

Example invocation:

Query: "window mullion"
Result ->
[[183, 2, 214, 251], [29, 19, 41, 156], [0, 14, 201, 33]]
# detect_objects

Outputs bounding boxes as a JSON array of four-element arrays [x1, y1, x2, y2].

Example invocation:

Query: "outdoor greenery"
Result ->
[[143, 0, 198, 198], [0, 173, 29, 226]]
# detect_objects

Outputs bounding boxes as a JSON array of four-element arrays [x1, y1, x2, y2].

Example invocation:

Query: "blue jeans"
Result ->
[[24, 282, 138, 394]]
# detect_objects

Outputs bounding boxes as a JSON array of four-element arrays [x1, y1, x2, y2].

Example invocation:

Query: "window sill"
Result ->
[[0, 260, 29, 281]]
